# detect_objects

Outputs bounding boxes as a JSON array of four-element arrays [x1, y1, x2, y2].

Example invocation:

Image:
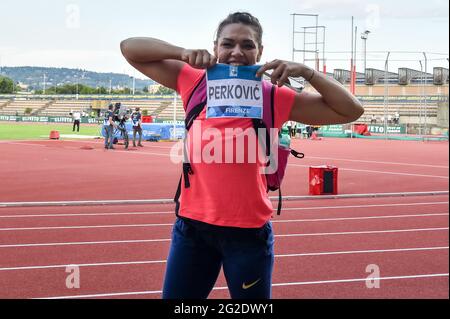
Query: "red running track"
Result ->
[[0, 137, 448, 201], [0, 138, 448, 298], [0, 196, 448, 299]]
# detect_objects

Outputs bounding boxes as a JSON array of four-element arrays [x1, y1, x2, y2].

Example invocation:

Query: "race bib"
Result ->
[[206, 64, 263, 119]]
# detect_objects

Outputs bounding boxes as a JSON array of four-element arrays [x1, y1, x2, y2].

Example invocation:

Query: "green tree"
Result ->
[[0, 76, 14, 94], [57, 84, 78, 94], [156, 86, 175, 95]]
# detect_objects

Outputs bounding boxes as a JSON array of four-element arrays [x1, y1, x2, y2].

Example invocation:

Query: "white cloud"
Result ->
[[290, 0, 448, 20]]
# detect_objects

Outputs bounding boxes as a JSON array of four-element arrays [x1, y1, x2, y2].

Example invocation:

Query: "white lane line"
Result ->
[[273, 213, 449, 224], [282, 201, 449, 211], [275, 246, 449, 258], [0, 238, 171, 248], [0, 211, 173, 218], [0, 227, 447, 248], [0, 201, 448, 218], [3, 142, 47, 148], [1, 246, 447, 271], [1, 213, 448, 231], [1, 192, 447, 208], [31, 140, 176, 149], [1, 141, 178, 158], [36, 273, 450, 299], [304, 156, 449, 169], [0, 223, 173, 231], [271, 273, 450, 288], [10, 141, 448, 168], [289, 164, 449, 179], [276, 227, 449, 238]]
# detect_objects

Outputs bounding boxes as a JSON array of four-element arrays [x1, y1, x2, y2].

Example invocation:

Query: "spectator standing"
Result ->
[[131, 107, 144, 147], [394, 112, 400, 125], [72, 110, 82, 132], [286, 120, 292, 137], [103, 104, 116, 149], [290, 122, 297, 138]]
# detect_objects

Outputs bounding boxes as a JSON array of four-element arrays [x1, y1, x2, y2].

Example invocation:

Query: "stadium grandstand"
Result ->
[[0, 66, 448, 135], [300, 66, 449, 131]]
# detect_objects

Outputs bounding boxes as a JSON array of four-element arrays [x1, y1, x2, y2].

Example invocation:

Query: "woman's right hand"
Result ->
[[181, 49, 217, 69]]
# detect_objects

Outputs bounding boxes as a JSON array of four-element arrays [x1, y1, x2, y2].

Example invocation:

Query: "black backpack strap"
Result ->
[[270, 85, 275, 127], [276, 188, 282, 216], [291, 149, 305, 159], [185, 101, 207, 131], [174, 175, 182, 217], [174, 75, 207, 216], [180, 100, 206, 189]]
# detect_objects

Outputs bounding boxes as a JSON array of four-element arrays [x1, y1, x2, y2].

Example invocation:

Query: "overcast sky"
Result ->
[[0, 0, 448, 78]]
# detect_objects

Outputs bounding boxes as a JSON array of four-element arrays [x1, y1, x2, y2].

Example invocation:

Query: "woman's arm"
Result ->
[[120, 37, 216, 90], [257, 60, 364, 125]]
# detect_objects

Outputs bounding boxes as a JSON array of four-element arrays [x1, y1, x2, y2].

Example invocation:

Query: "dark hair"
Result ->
[[215, 12, 263, 47]]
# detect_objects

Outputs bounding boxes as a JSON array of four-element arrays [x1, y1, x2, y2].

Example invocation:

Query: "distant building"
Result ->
[[17, 82, 29, 90], [148, 83, 162, 94]]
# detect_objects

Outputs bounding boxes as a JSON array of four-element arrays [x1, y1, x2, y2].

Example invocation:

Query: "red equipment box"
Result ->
[[309, 165, 338, 195], [49, 130, 60, 140], [142, 115, 153, 123]]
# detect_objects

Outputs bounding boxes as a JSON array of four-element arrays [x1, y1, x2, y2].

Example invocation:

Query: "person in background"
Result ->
[[286, 120, 292, 137], [103, 104, 116, 149], [131, 107, 144, 147], [306, 125, 313, 138], [394, 112, 400, 125], [72, 110, 82, 132], [291, 122, 297, 138]]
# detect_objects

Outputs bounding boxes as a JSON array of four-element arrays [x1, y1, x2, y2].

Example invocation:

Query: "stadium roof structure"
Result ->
[[433, 67, 449, 85], [333, 69, 365, 84], [365, 68, 399, 85], [398, 68, 433, 85]]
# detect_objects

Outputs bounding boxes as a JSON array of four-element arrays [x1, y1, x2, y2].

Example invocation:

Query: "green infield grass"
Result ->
[[0, 123, 102, 140]]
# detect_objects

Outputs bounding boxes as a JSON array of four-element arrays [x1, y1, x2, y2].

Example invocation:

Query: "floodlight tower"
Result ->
[[361, 30, 370, 73]]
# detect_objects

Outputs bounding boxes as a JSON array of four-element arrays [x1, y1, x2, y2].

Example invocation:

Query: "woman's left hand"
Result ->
[[256, 60, 310, 87]]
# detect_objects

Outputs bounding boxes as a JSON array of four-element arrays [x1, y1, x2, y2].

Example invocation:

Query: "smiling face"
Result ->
[[214, 23, 263, 66]]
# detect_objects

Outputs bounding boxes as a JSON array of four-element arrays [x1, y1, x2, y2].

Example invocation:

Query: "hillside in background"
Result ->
[[0, 66, 154, 91]]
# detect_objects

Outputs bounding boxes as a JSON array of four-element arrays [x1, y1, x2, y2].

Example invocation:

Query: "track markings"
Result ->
[[304, 156, 449, 169], [7, 140, 449, 169], [35, 273, 450, 299], [1, 246, 447, 271], [0, 213, 448, 231], [276, 227, 449, 238], [289, 164, 449, 179], [0, 227, 447, 248], [0, 201, 447, 218]]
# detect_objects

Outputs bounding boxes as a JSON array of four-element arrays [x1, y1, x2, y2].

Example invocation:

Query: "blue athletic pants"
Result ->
[[162, 217, 274, 299], [104, 125, 114, 149]]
